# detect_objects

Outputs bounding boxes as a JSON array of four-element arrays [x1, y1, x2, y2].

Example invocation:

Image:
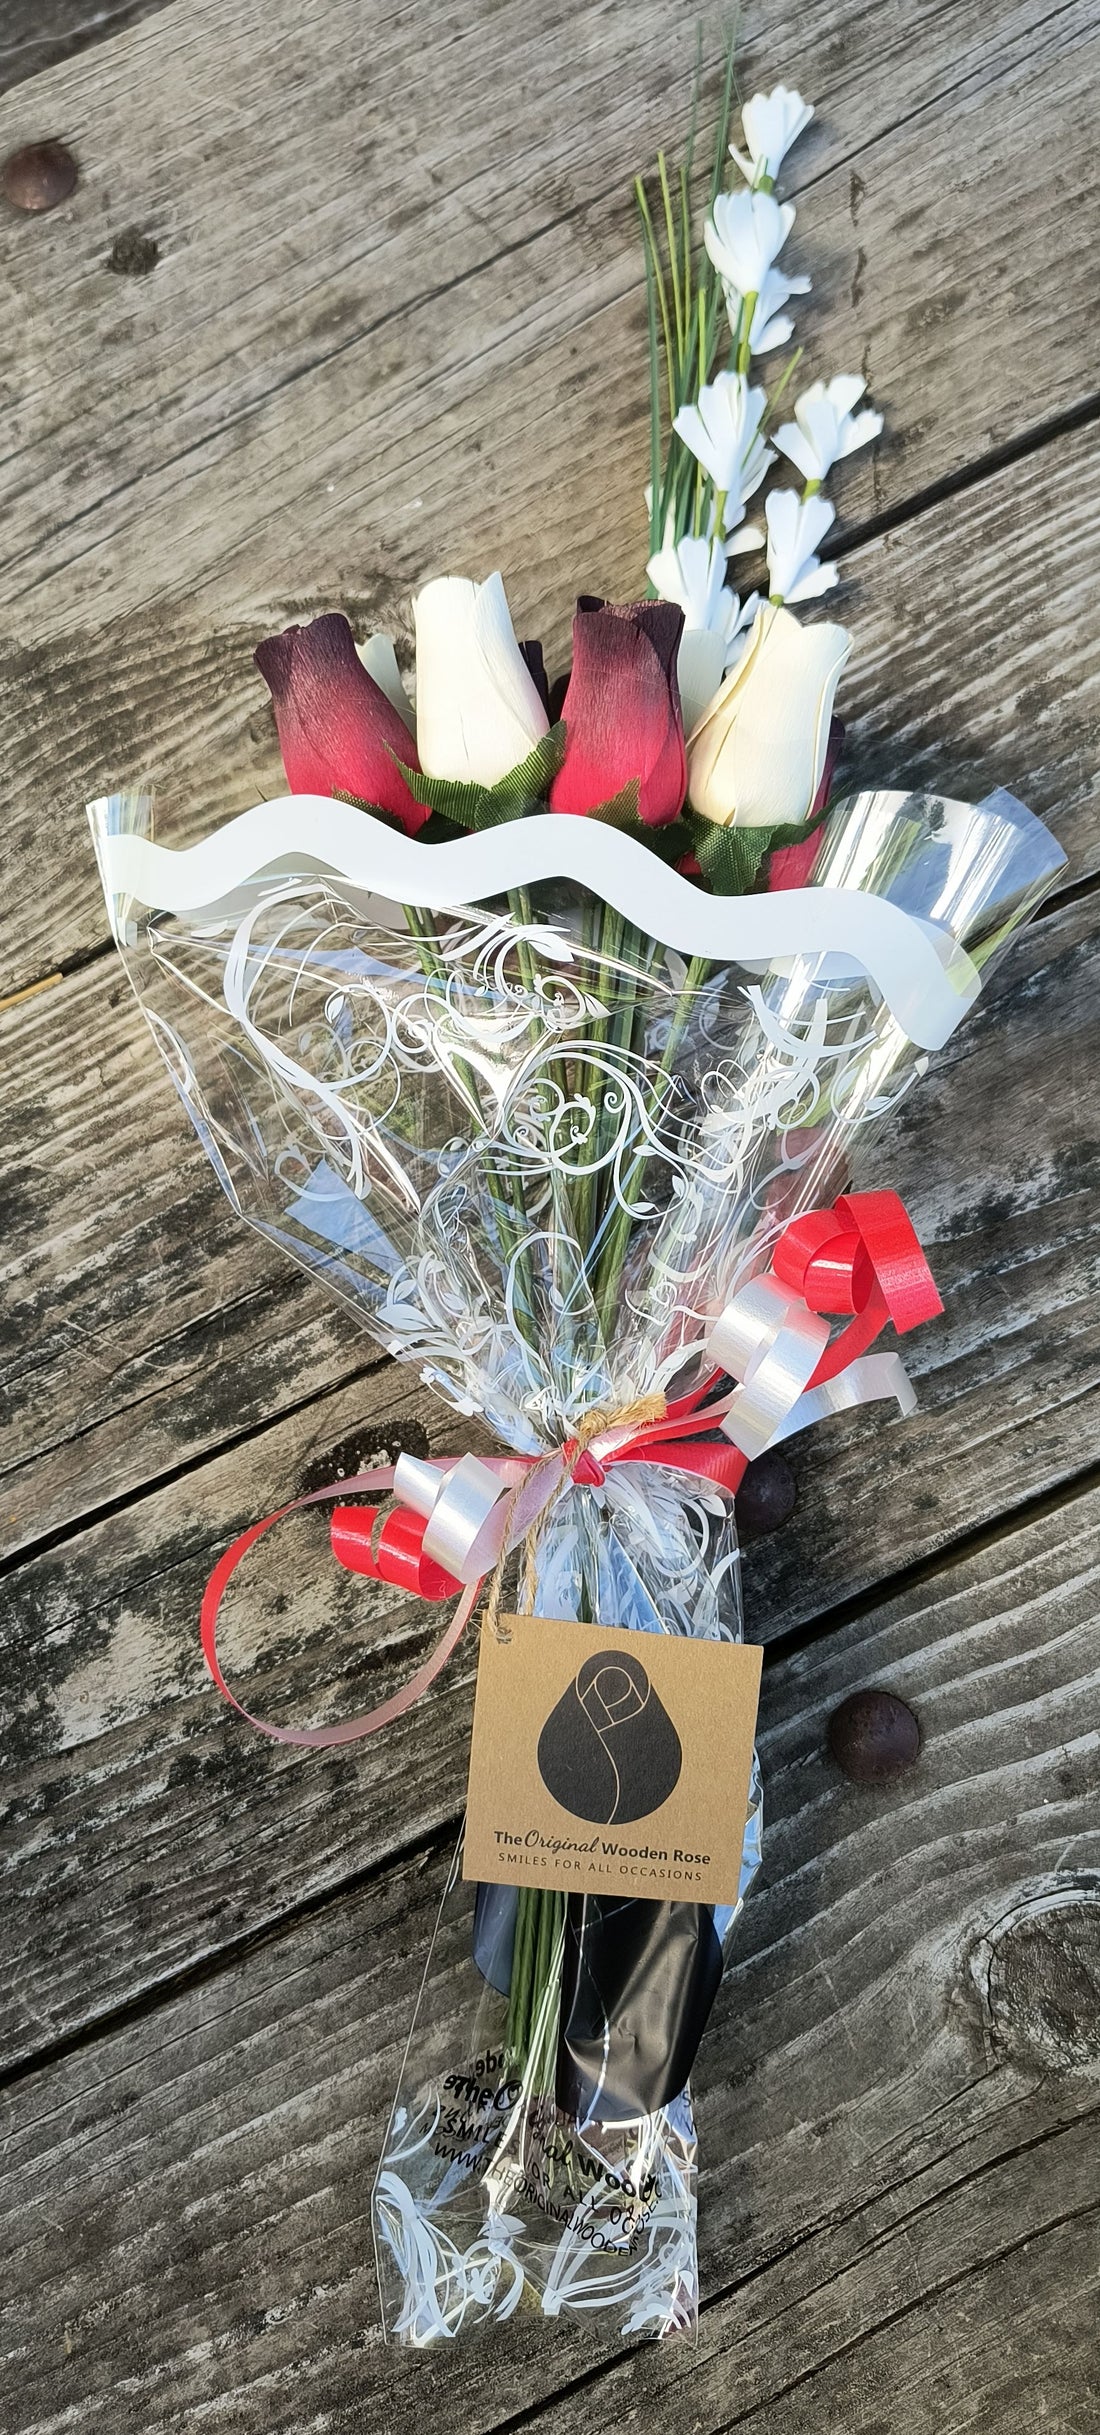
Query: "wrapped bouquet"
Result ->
[[89, 61, 1064, 2346]]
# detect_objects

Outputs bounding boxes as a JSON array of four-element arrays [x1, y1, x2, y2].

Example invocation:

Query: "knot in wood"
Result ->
[[982, 1889, 1100, 2075]]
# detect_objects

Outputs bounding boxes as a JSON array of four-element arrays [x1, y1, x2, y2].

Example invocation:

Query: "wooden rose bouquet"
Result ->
[[89, 64, 1064, 2345]]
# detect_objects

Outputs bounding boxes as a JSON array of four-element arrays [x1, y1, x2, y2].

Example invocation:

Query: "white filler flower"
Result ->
[[735, 264, 812, 353], [648, 533, 732, 633], [730, 86, 814, 187], [648, 534, 760, 728], [413, 573, 549, 785], [705, 189, 794, 297], [775, 375, 884, 484], [765, 491, 839, 602], [357, 632, 415, 730], [673, 372, 772, 525]]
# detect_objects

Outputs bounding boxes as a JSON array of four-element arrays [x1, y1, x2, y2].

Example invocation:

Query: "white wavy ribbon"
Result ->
[[90, 795, 979, 1051]]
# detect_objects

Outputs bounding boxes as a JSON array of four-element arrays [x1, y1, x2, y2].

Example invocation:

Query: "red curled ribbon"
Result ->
[[200, 1190, 940, 1746], [774, 1190, 944, 1388]]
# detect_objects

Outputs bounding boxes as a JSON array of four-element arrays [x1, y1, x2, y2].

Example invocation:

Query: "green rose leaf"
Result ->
[[393, 722, 567, 831], [686, 804, 832, 896], [584, 779, 641, 830], [586, 783, 694, 867]]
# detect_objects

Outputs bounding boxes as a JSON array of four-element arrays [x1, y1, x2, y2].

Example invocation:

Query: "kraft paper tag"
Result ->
[[462, 1615, 762, 1907]]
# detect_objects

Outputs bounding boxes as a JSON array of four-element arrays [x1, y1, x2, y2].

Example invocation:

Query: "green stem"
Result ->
[[410, 905, 539, 1344], [592, 953, 711, 1337], [568, 898, 619, 1264], [767, 343, 804, 415], [506, 1885, 564, 2097], [657, 150, 684, 357], [507, 885, 539, 997], [635, 177, 678, 425], [506, 1884, 537, 2061]]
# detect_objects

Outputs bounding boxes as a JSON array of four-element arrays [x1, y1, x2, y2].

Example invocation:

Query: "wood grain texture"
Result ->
[[2, 0, 1098, 2416], [0, 0, 1089, 625], [1, 1482, 1096, 2430], [0, 0, 1097, 987], [0, 2, 176, 98], [2, 891, 1099, 2065]]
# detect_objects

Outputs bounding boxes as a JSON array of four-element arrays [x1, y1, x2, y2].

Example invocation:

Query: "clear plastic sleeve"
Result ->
[[88, 781, 1065, 2342]]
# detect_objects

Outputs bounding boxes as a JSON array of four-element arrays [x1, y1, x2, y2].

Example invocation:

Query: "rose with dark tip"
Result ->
[[549, 597, 688, 825], [254, 613, 429, 834]]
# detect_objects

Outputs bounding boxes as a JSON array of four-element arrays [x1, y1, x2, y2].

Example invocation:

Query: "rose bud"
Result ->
[[687, 604, 849, 831], [254, 613, 428, 833], [413, 573, 549, 786], [549, 597, 687, 824]]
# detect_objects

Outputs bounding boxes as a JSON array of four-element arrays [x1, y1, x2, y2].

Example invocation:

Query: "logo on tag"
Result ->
[[463, 1615, 762, 1907], [536, 1649, 682, 1824]]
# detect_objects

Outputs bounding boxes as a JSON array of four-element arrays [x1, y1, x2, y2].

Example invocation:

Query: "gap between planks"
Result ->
[[0, 0, 177, 98]]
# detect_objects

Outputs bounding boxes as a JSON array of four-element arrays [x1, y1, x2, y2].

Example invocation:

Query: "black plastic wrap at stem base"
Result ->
[[474, 1879, 725, 2123], [555, 1892, 725, 2124]]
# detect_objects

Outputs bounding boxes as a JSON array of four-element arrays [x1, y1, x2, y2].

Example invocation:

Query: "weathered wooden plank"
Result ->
[[0, 0, 1097, 988], [0, 1364, 487, 2066], [531, 2122, 1099, 2434], [0, 2, 175, 97], [0, 0, 1089, 624], [1, 1482, 1096, 2429], [1, 880, 1098, 2062], [836, 418, 1100, 851], [0, 0, 1086, 619], [0, 952, 391, 1560]]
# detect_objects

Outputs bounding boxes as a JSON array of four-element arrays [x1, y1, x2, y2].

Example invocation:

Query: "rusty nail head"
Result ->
[[736, 1450, 797, 1539], [828, 1687, 921, 1783], [2, 139, 78, 214]]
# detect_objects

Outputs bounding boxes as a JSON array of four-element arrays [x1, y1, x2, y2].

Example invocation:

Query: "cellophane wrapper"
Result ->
[[89, 782, 1064, 2342]]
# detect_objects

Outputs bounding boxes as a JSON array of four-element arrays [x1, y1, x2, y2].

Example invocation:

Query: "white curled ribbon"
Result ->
[[708, 1276, 831, 1462], [766, 1350, 917, 1444], [89, 795, 982, 1049], [395, 1449, 567, 1586], [392, 1412, 685, 1589], [706, 1275, 915, 1460]]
